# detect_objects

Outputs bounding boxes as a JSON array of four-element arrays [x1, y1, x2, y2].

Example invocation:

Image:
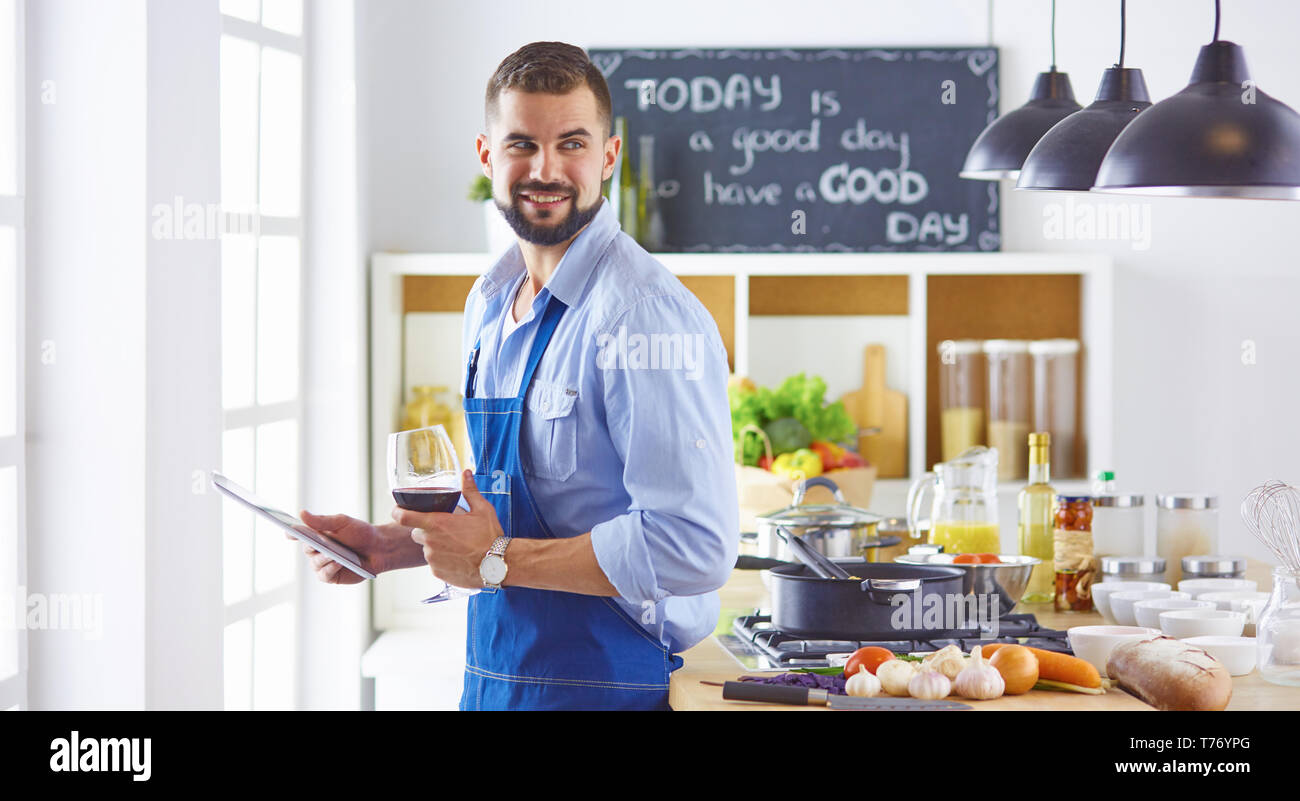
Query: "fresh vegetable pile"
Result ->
[[729, 374, 861, 470]]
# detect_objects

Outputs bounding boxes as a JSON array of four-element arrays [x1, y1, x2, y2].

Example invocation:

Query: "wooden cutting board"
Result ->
[[840, 344, 907, 478]]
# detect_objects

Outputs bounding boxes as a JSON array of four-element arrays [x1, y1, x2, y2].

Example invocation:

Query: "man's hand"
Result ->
[[393, 469, 503, 589], [293, 511, 424, 584]]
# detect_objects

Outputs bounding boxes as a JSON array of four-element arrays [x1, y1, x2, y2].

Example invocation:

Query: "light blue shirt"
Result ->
[[460, 199, 739, 654]]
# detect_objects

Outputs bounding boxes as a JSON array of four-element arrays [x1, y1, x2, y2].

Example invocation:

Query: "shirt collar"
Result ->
[[478, 197, 619, 307]]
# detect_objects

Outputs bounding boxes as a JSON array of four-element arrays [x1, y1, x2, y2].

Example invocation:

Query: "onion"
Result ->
[[989, 644, 1039, 695]]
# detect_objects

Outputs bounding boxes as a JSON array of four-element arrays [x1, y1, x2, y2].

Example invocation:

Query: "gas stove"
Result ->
[[718, 611, 1073, 671]]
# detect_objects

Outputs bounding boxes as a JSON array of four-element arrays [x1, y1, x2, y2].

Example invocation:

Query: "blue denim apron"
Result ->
[[459, 294, 680, 710]]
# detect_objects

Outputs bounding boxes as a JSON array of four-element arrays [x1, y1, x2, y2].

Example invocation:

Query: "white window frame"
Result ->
[[0, 0, 25, 712], [219, 3, 306, 710]]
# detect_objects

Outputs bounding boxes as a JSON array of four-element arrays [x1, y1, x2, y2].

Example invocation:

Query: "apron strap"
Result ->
[[514, 294, 567, 400]]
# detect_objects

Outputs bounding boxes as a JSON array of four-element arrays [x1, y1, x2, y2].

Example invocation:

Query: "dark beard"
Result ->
[[496, 191, 602, 247]]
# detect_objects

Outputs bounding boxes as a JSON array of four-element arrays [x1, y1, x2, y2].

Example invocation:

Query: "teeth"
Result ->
[[527, 194, 565, 203]]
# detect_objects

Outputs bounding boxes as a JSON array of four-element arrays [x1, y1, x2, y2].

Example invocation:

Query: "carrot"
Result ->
[[976, 643, 1101, 689]]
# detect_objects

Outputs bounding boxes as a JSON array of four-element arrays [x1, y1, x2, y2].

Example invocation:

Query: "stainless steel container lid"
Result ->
[[756, 501, 884, 529], [908, 543, 944, 556], [1092, 493, 1145, 508], [1100, 556, 1167, 575], [1156, 494, 1218, 510], [1181, 554, 1247, 574]]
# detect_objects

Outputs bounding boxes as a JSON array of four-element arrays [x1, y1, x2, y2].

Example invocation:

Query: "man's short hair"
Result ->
[[484, 41, 613, 137]]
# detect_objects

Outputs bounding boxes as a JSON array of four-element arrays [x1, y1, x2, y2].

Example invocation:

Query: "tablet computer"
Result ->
[[211, 471, 376, 580]]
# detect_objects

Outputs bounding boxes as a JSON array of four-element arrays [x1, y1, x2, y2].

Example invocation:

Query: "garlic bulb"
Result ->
[[922, 644, 966, 680], [845, 664, 883, 698], [876, 659, 919, 696], [907, 668, 952, 700], [953, 645, 1005, 700]]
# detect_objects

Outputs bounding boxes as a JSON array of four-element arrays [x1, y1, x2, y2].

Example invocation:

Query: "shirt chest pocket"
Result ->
[[521, 379, 579, 482]]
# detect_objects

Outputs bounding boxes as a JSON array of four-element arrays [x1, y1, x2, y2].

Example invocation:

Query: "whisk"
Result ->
[[1241, 481, 1300, 573]]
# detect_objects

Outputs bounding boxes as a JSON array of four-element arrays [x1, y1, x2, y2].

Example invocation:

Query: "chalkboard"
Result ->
[[587, 47, 1001, 252]]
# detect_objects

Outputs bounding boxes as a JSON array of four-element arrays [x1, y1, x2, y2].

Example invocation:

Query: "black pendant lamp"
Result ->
[[1094, 0, 1300, 198], [1018, 0, 1152, 191], [961, 0, 1081, 181]]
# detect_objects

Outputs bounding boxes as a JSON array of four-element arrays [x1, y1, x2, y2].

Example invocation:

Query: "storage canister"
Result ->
[[938, 340, 985, 462], [983, 340, 1032, 481], [1182, 554, 1247, 580], [1100, 555, 1167, 584], [1156, 494, 1219, 586], [1029, 339, 1080, 477], [1091, 493, 1145, 557]]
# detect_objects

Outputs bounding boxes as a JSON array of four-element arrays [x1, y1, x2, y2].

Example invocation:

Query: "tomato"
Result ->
[[974, 553, 1002, 564], [844, 646, 895, 678], [954, 553, 1002, 564]]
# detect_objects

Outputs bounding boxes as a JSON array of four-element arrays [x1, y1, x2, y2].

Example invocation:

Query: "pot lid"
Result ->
[[756, 502, 884, 529]]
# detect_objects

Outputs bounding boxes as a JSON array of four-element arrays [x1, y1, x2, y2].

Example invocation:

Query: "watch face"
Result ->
[[480, 554, 508, 586]]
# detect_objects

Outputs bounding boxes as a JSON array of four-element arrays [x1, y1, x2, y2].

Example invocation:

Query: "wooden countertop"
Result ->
[[670, 559, 1300, 711]]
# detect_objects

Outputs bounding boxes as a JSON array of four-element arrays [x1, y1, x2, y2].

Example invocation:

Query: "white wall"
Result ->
[[26, 0, 148, 709], [357, 0, 1300, 564]]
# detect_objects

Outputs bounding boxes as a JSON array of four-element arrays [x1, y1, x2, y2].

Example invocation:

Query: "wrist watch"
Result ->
[[479, 536, 511, 591]]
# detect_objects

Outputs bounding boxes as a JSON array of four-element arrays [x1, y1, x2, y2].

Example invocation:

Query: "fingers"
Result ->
[[461, 469, 490, 512], [409, 527, 429, 546], [300, 510, 350, 531]]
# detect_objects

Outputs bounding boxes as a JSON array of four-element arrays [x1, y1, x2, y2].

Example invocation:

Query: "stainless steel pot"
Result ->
[[754, 476, 885, 561]]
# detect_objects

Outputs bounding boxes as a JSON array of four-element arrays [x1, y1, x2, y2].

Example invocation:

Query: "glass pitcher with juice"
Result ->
[[907, 446, 1001, 555]]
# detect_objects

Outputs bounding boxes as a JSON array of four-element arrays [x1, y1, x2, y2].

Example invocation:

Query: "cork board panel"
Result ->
[[750, 275, 908, 316], [402, 275, 479, 313], [678, 275, 735, 371], [926, 274, 1085, 476]]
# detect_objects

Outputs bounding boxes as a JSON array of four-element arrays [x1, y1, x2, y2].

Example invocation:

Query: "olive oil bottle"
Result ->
[[1018, 432, 1056, 603]]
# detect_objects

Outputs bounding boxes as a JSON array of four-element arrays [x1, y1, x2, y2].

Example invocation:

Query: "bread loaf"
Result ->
[[1106, 636, 1232, 711]]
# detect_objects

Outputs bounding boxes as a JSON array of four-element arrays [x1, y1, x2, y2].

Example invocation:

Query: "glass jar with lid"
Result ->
[[1054, 495, 1095, 612], [1181, 555, 1247, 580], [938, 340, 985, 462], [1156, 494, 1219, 586], [1092, 493, 1145, 557], [1030, 339, 1080, 478], [1100, 555, 1167, 584], [984, 340, 1032, 481]]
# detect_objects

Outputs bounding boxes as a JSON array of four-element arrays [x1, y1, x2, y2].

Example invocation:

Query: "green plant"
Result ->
[[468, 174, 493, 203]]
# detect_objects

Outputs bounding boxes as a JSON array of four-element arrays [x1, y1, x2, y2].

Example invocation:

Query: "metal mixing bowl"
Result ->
[[893, 553, 1040, 617]]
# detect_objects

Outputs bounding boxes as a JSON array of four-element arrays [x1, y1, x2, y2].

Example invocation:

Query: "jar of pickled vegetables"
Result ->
[[1054, 495, 1096, 612]]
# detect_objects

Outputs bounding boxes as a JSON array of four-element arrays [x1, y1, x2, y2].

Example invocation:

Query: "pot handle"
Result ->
[[860, 577, 922, 605], [792, 475, 847, 506]]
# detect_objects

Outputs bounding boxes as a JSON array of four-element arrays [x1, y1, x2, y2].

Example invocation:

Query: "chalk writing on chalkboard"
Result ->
[[588, 48, 1000, 253]]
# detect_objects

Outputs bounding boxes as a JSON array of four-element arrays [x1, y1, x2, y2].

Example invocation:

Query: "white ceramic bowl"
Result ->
[[1092, 581, 1171, 623], [1110, 590, 1190, 626], [1198, 590, 1269, 612], [1068, 625, 1161, 678], [1184, 636, 1256, 676], [1159, 608, 1246, 639], [1133, 598, 1216, 630], [1178, 578, 1257, 599]]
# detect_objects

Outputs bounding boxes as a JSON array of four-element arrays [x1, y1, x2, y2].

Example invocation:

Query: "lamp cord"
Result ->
[[1118, 0, 1126, 68], [1213, 0, 1221, 42], [1051, 0, 1058, 71]]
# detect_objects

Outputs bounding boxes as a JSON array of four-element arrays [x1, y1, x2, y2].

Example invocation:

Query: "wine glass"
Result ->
[[387, 425, 478, 604]]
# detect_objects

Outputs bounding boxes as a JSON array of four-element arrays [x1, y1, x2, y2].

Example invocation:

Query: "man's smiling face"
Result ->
[[477, 86, 618, 247]]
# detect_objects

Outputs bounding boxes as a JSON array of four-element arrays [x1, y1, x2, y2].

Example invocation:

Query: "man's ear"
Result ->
[[475, 133, 492, 179], [602, 134, 620, 182]]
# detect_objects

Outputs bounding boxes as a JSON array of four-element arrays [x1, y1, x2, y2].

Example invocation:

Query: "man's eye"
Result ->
[[510, 142, 535, 150], [562, 141, 583, 149]]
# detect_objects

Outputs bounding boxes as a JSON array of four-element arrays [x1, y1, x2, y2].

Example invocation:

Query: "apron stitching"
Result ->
[[464, 665, 669, 690]]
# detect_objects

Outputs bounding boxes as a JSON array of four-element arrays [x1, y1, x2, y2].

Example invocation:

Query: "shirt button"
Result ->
[[695, 439, 706, 449], [541, 400, 549, 409]]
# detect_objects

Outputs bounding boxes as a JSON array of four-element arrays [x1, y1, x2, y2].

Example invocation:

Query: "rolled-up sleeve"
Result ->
[[588, 293, 740, 603]]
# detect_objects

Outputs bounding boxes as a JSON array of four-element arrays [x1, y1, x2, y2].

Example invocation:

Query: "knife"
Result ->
[[722, 681, 971, 710]]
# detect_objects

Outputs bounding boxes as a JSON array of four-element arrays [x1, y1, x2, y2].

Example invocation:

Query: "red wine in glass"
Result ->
[[392, 486, 461, 513]]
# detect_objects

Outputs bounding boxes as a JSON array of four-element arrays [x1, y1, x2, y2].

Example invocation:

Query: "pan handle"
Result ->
[[860, 577, 921, 605]]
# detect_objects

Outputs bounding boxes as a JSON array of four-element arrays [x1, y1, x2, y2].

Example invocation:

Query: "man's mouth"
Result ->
[[520, 193, 570, 208]]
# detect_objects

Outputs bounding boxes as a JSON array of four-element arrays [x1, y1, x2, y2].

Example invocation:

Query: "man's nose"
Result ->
[[527, 146, 563, 185]]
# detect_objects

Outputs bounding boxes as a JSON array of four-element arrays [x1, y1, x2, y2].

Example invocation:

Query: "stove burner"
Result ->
[[726, 612, 1072, 670]]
